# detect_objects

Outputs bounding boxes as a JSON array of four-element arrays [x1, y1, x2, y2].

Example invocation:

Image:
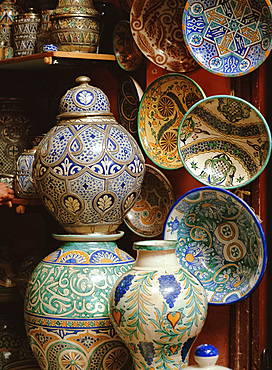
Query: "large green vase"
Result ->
[[24, 232, 134, 369]]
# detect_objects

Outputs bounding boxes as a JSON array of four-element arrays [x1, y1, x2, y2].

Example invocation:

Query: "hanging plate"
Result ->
[[138, 73, 205, 170], [182, 0, 272, 77], [163, 187, 267, 305]]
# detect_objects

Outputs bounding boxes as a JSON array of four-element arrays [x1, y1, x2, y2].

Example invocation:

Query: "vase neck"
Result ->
[[134, 248, 180, 271]]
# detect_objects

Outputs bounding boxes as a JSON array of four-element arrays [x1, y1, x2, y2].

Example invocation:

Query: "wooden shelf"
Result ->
[[0, 51, 116, 70], [12, 197, 42, 206]]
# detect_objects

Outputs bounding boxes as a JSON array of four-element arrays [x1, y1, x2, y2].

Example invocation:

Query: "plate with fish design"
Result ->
[[177, 95, 271, 189], [163, 187, 267, 304], [138, 73, 206, 170]]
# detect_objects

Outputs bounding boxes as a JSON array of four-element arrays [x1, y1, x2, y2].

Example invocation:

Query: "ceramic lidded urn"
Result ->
[[32, 76, 145, 234], [109, 240, 208, 369], [50, 0, 100, 52], [0, 0, 18, 59]]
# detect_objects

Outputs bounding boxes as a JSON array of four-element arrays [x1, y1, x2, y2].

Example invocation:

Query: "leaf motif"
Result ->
[[97, 195, 113, 211], [65, 197, 81, 213], [78, 91, 93, 105]]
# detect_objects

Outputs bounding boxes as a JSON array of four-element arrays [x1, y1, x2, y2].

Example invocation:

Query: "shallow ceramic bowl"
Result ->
[[130, 0, 199, 73], [163, 187, 267, 304], [182, 0, 272, 77], [113, 20, 142, 72], [138, 73, 205, 170], [177, 95, 271, 189], [124, 164, 175, 237]]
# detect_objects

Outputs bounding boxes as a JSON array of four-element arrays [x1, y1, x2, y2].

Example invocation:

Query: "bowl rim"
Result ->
[[177, 94, 272, 189], [163, 186, 267, 305]]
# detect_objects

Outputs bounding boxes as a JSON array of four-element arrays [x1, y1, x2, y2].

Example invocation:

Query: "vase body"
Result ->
[[0, 98, 31, 176], [0, 0, 17, 59], [24, 233, 134, 369], [51, 0, 100, 52], [15, 148, 38, 198], [109, 240, 208, 369], [33, 76, 145, 235], [36, 9, 54, 53], [12, 8, 41, 57]]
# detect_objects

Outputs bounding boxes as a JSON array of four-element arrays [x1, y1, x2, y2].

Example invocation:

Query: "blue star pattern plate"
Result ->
[[163, 187, 267, 304], [182, 0, 272, 77]]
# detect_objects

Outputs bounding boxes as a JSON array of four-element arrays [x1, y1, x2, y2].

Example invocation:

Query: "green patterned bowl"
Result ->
[[177, 95, 271, 189], [163, 187, 267, 305]]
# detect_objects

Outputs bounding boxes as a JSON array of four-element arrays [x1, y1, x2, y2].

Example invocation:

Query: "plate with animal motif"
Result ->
[[182, 0, 272, 77], [124, 164, 175, 237], [177, 95, 271, 189], [138, 73, 206, 170], [130, 0, 200, 73], [163, 187, 267, 304], [117, 76, 143, 140], [113, 20, 143, 72]]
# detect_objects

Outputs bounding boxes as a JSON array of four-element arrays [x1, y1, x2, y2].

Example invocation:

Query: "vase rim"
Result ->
[[133, 240, 178, 251], [52, 230, 125, 242]]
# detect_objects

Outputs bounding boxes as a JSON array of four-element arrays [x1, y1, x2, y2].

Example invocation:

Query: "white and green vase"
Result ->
[[109, 240, 208, 370]]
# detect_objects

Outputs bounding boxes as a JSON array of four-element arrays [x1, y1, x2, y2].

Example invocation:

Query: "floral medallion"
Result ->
[[163, 187, 267, 304]]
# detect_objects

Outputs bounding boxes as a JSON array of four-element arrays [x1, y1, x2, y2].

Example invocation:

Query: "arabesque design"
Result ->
[[163, 187, 267, 304]]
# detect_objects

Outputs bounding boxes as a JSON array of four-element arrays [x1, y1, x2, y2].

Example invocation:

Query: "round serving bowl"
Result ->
[[130, 0, 199, 73], [182, 0, 272, 77], [163, 187, 267, 305], [177, 95, 271, 189]]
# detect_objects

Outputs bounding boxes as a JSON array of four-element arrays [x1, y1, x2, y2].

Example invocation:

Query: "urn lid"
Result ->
[[58, 76, 112, 118]]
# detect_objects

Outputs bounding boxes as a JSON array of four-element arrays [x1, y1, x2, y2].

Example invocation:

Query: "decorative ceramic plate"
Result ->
[[113, 20, 143, 72], [177, 95, 271, 189], [124, 164, 175, 237], [117, 76, 143, 139], [183, 0, 272, 77], [138, 73, 206, 170], [163, 187, 267, 304], [130, 0, 200, 73]]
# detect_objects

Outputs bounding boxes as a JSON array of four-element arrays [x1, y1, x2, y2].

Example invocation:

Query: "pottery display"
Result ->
[[183, 0, 272, 77], [0, 303, 38, 369], [109, 240, 208, 369], [36, 9, 54, 53], [50, 0, 100, 52], [12, 8, 41, 57], [33, 76, 145, 234], [117, 75, 143, 140], [177, 95, 271, 189], [124, 164, 175, 237], [0, 97, 32, 176], [0, 0, 17, 57], [15, 137, 42, 199], [24, 232, 134, 369], [138, 73, 205, 170], [113, 20, 143, 72], [130, 0, 200, 73], [186, 344, 232, 370], [163, 187, 267, 304]]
